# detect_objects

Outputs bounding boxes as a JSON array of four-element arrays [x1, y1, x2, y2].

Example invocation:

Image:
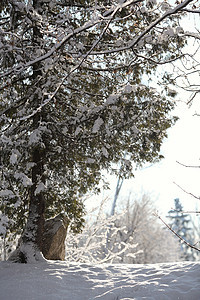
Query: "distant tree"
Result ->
[[0, 0, 196, 262], [167, 198, 196, 261]]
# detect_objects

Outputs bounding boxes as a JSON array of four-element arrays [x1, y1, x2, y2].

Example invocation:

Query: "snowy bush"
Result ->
[[65, 203, 140, 264], [65, 195, 181, 264]]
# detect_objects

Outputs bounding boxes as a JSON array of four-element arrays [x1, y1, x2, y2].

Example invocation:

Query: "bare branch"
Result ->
[[132, 50, 185, 65], [173, 182, 200, 200], [182, 9, 200, 13], [155, 213, 200, 252], [187, 91, 199, 105], [169, 208, 200, 214], [176, 161, 200, 168], [184, 32, 200, 40]]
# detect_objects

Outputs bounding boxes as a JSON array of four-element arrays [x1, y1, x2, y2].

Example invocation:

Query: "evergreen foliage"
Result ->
[[167, 198, 196, 261]]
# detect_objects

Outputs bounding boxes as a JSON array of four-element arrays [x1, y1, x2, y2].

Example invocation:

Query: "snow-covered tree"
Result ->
[[0, 0, 196, 262], [167, 198, 196, 261]]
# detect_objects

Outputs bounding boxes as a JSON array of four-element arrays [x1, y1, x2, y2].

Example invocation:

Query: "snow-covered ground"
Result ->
[[0, 261, 200, 300]]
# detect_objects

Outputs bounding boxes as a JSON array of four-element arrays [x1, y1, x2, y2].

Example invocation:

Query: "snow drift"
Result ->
[[0, 260, 200, 299]]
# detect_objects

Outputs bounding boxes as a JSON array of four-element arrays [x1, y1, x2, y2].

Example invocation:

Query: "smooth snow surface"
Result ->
[[0, 261, 200, 299]]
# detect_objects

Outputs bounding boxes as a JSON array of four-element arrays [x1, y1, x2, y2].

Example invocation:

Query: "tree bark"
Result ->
[[8, 0, 46, 263], [21, 148, 46, 262]]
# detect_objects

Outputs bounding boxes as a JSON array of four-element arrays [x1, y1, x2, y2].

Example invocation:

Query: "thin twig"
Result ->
[[169, 208, 200, 214], [155, 213, 200, 252], [173, 182, 200, 200], [176, 161, 200, 168]]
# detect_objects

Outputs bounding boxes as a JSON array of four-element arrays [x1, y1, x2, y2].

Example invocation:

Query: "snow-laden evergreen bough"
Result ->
[[0, 0, 197, 262]]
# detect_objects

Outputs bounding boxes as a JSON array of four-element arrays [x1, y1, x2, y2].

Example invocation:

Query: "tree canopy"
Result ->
[[0, 0, 197, 262]]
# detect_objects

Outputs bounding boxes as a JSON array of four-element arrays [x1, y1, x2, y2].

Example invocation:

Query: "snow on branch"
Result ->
[[129, 0, 194, 49], [0, 0, 138, 79], [90, 0, 194, 55]]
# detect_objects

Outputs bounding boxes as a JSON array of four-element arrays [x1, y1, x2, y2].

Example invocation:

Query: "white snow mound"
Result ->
[[0, 260, 200, 299]]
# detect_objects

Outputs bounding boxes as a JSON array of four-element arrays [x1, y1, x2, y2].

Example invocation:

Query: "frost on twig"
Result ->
[[65, 195, 181, 264]]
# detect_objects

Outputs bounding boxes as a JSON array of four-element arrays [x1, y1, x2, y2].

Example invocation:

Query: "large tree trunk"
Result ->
[[9, 146, 46, 263], [21, 147, 46, 262], [8, 0, 46, 263]]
